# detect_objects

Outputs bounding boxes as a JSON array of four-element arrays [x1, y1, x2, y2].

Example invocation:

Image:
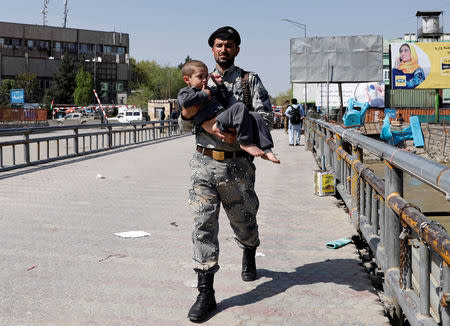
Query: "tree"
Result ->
[[273, 89, 292, 106], [128, 59, 186, 108], [74, 67, 94, 106], [178, 55, 192, 69], [0, 79, 16, 107], [16, 72, 39, 103], [51, 52, 76, 104]]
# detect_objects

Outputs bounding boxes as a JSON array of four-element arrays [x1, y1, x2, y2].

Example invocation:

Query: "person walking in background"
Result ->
[[282, 99, 290, 134], [159, 108, 166, 133], [285, 98, 305, 146]]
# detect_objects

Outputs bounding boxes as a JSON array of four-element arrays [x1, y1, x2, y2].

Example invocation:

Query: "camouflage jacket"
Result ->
[[178, 65, 273, 151]]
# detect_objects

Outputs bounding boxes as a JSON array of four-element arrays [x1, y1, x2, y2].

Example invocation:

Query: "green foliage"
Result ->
[[16, 72, 39, 103], [128, 59, 186, 108], [0, 79, 16, 107], [50, 52, 76, 104], [273, 89, 292, 106], [178, 55, 192, 69], [74, 68, 94, 106]]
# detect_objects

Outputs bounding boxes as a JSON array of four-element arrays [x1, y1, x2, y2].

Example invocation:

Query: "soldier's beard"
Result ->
[[216, 57, 235, 71]]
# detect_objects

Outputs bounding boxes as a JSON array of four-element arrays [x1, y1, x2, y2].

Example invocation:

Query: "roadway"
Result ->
[[0, 129, 389, 325]]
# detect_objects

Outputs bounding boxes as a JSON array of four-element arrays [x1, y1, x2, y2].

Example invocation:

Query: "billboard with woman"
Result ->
[[391, 42, 449, 89]]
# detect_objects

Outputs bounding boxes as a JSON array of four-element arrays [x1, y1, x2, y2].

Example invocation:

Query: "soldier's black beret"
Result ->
[[208, 26, 241, 47]]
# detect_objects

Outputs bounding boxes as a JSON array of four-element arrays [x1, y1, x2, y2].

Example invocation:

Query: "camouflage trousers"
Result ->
[[189, 152, 260, 272]]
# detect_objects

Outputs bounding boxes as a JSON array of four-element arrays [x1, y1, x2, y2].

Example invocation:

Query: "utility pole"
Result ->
[[63, 0, 69, 28], [281, 18, 308, 112]]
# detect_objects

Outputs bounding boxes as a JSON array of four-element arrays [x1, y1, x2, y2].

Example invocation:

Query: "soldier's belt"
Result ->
[[196, 146, 247, 161]]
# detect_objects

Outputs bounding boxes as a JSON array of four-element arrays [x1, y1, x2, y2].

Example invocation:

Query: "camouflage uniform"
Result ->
[[179, 65, 273, 272]]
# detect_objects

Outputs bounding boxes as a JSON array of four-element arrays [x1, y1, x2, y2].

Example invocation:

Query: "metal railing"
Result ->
[[0, 120, 185, 172], [306, 117, 450, 326]]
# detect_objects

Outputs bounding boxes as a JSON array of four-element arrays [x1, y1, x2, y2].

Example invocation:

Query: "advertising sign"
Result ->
[[311, 82, 385, 108], [391, 42, 450, 89], [10, 89, 25, 104], [384, 108, 397, 118], [290, 35, 383, 83]]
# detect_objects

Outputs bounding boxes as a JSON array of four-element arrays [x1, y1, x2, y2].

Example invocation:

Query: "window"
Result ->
[[0, 38, 4, 47], [383, 69, 390, 85], [54, 42, 61, 51], [27, 40, 34, 50], [116, 82, 124, 92], [116, 47, 125, 55], [103, 45, 114, 54], [38, 41, 49, 51], [63, 43, 76, 53], [80, 43, 94, 55], [101, 82, 109, 91], [126, 112, 133, 116], [133, 112, 140, 116]]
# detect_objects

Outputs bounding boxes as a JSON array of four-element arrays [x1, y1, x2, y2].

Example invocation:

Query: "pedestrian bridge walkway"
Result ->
[[0, 129, 389, 325]]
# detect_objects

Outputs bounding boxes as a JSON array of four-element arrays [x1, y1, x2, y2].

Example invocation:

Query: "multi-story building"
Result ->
[[0, 21, 130, 104]]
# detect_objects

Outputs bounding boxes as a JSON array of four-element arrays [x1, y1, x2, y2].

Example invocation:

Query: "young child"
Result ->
[[177, 60, 280, 164]]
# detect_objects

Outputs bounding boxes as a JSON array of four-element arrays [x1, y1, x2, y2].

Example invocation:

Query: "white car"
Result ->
[[109, 109, 143, 123]]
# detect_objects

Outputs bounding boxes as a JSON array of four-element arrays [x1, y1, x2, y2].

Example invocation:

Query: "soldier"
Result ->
[[178, 26, 273, 322]]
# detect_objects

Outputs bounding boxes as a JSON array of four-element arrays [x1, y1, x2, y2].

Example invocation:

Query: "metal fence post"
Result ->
[[419, 242, 430, 317], [319, 126, 324, 166], [74, 128, 79, 154], [366, 183, 372, 224], [133, 125, 137, 143], [360, 179, 366, 216], [325, 129, 331, 169], [380, 197, 385, 245], [24, 132, 30, 164], [372, 194, 379, 235], [336, 135, 342, 183], [442, 262, 450, 325], [385, 160, 403, 269], [108, 126, 113, 148]]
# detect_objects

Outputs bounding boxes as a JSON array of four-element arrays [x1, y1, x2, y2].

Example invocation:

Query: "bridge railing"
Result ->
[[0, 120, 184, 172], [306, 117, 450, 326]]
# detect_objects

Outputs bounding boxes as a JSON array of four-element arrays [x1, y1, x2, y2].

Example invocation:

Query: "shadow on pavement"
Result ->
[[213, 258, 372, 315]]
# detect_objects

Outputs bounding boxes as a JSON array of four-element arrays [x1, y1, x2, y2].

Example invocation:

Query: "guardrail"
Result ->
[[306, 117, 450, 326], [0, 120, 184, 172]]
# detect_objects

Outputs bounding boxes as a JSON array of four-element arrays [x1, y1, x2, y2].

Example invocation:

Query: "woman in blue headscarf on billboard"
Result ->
[[392, 44, 425, 89]]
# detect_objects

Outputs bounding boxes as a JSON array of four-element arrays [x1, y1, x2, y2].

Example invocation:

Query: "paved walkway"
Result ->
[[0, 129, 389, 325]]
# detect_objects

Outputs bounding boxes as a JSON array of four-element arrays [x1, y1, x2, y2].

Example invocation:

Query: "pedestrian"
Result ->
[[285, 98, 305, 146], [177, 60, 279, 163], [282, 99, 290, 134], [159, 108, 166, 133], [178, 26, 274, 322]]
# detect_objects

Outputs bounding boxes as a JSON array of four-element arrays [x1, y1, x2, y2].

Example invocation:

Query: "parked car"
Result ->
[[56, 112, 93, 126]]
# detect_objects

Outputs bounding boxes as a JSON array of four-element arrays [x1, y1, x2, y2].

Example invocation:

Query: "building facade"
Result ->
[[0, 21, 130, 104]]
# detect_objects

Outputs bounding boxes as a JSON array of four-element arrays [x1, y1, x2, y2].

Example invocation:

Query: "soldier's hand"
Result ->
[[220, 128, 237, 143], [202, 118, 237, 143]]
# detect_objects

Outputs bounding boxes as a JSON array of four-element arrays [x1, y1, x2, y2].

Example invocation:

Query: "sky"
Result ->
[[1, 0, 450, 97]]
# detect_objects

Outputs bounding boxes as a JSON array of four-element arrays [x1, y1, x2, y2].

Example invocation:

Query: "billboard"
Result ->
[[293, 82, 385, 108], [10, 89, 25, 104], [391, 42, 450, 89], [290, 35, 383, 83]]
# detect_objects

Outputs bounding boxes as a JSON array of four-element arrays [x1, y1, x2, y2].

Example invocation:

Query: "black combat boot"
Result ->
[[241, 247, 257, 281], [188, 271, 217, 322]]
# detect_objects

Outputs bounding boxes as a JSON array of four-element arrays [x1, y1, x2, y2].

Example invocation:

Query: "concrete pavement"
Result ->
[[0, 129, 389, 325]]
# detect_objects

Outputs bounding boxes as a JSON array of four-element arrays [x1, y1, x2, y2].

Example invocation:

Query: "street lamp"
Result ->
[[281, 18, 308, 111], [281, 18, 306, 37]]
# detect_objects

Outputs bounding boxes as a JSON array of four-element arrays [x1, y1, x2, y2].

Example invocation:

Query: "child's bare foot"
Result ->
[[262, 152, 280, 164], [240, 144, 264, 157]]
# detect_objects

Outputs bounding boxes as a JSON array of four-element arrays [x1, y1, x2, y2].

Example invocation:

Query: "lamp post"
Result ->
[[281, 18, 307, 111]]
